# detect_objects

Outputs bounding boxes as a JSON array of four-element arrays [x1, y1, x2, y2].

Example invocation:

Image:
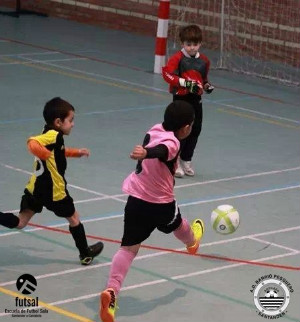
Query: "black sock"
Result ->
[[69, 222, 89, 255], [0, 212, 20, 229]]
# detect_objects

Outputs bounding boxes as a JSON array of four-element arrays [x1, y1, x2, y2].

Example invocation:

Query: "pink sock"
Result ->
[[173, 218, 194, 246], [107, 247, 136, 295]]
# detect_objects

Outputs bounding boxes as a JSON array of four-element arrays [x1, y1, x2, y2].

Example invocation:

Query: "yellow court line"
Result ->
[[0, 286, 94, 322], [218, 108, 300, 130]]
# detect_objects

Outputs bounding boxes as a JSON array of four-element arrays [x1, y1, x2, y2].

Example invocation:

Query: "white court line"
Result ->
[[1, 162, 299, 200], [175, 166, 300, 189], [0, 251, 298, 316], [0, 252, 164, 287], [0, 213, 125, 237], [1, 225, 299, 287], [248, 236, 299, 253], [18, 56, 168, 93], [1, 195, 121, 214], [0, 163, 126, 203], [67, 183, 126, 203], [216, 102, 300, 124], [1, 162, 299, 253], [179, 184, 300, 207], [0, 51, 59, 57], [13, 55, 300, 124], [0, 57, 87, 66], [2, 51, 298, 124], [1, 182, 299, 237]]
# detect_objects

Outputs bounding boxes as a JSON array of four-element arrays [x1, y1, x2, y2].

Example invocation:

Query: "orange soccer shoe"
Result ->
[[186, 219, 204, 255], [100, 288, 117, 322]]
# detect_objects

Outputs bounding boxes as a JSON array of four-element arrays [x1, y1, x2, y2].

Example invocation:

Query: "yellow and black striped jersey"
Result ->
[[26, 126, 68, 202]]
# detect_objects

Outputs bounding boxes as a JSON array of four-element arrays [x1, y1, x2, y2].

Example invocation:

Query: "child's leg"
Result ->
[[173, 217, 195, 246], [100, 245, 138, 322], [174, 217, 204, 255], [180, 101, 202, 162], [67, 210, 103, 265], [0, 209, 34, 229], [0, 190, 41, 229], [100, 196, 153, 321], [67, 210, 88, 253], [107, 245, 139, 295]]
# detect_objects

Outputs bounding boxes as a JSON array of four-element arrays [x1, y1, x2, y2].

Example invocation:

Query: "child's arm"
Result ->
[[27, 140, 89, 159], [162, 54, 183, 87], [201, 57, 214, 94], [65, 147, 90, 158], [163, 53, 203, 94], [130, 145, 168, 161], [27, 139, 51, 160]]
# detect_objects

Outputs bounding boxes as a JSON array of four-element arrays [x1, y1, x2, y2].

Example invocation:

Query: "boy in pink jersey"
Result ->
[[99, 101, 205, 322]]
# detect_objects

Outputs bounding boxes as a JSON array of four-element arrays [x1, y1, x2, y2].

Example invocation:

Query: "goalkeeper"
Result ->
[[162, 24, 214, 178]]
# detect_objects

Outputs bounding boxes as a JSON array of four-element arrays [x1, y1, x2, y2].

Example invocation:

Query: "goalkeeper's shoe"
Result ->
[[186, 219, 204, 254], [175, 162, 185, 178], [100, 288, 117, 322], [79, 241, 104, 265], [181, 160, 195, 176]]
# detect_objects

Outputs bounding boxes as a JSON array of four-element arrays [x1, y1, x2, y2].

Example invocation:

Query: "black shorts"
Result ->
[[20, 189, 75, 218], [121, 195, 182, 246]]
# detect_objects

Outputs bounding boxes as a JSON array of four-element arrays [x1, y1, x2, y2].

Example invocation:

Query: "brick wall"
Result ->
[[1, 0, 299, 67]]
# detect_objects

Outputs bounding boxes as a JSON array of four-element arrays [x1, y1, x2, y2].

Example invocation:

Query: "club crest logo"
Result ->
[[250, 275, 293, 319]]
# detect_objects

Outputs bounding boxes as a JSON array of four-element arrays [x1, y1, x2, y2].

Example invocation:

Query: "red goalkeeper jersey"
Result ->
[[162, 49, 210, 96]]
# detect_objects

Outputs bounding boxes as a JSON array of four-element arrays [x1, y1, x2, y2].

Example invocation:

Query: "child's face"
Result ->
[[182, 41, 201, 56], [55, 110, 75, 135]]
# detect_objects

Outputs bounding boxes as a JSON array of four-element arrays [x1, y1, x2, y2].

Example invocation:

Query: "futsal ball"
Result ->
[[265, 289, 278, 298], [211, 205, 240, 234]]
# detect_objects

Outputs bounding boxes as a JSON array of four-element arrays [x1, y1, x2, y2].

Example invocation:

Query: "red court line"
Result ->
[[28, 222, 300, 271], [1, 37, 297, 107]]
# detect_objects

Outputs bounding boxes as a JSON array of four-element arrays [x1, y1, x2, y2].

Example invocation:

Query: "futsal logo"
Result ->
[[4, 273, 47, 317], [16, 274, 37, 295], [250, 274, 293, 319]]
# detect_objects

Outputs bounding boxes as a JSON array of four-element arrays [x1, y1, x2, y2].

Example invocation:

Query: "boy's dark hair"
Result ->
[[179, 24, 202, 43], [163, 101, 194, 132], [43, 97, 75, 125]]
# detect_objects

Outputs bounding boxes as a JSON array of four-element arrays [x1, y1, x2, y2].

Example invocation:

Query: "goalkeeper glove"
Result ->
[[185, 80, 203, 95], [204, 83, 214, 94]]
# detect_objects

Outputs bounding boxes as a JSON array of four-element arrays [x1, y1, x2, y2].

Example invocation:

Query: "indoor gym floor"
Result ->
[[0, 14, 299, 322]]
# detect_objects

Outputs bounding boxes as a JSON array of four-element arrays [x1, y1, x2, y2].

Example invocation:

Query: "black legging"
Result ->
[[173, 94, 203, 161]]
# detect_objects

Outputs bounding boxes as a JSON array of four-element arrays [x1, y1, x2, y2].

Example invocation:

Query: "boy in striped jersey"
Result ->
[[0, 97, 103, 265]]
